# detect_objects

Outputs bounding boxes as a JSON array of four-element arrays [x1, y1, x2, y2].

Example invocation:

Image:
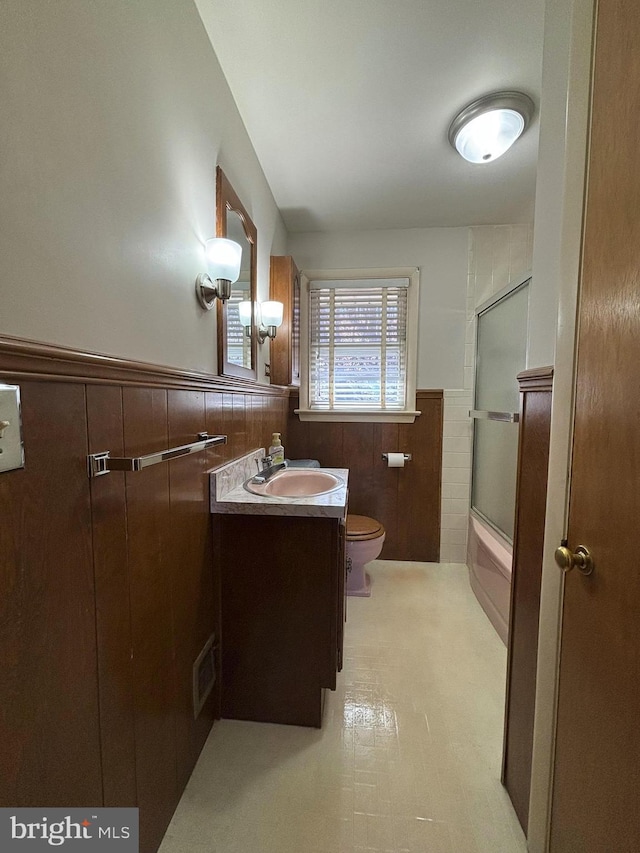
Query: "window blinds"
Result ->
[[226, 291, 251, 368], [308, 279, 409, 410]]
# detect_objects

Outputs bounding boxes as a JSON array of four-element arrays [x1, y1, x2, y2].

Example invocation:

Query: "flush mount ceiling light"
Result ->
[[448, 91, 534, 164]]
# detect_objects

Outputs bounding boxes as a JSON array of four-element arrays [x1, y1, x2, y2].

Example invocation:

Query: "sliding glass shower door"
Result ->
[[471, 279, 530, 542]]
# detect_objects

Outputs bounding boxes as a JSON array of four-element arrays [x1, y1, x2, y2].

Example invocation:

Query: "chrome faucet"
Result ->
[[252, 455, 288, 484]]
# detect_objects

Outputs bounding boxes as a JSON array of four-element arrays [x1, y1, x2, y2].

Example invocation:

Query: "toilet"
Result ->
[[346, 514, 386, 597]]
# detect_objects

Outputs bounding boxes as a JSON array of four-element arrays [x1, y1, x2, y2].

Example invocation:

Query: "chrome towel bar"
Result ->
[[87, 433, 227, 478], [469, 409, 519, 423]]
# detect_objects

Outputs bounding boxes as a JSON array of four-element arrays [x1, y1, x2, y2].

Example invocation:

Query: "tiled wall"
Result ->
[[468, 224, 534, 309], [440, 225, 534, 564], [466, 224, 534, 392], [440, 389, 473, 563]]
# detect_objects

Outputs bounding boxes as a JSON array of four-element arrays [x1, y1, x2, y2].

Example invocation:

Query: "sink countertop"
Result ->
[[210, 449, 349, 519]]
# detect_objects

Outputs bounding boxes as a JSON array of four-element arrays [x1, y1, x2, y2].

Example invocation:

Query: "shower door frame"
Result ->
[[470, 273, 532, 544]]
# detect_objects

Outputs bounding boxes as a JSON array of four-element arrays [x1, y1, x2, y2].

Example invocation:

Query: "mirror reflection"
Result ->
[[216, 166, 257, 381], [225, 210, 252, 369]]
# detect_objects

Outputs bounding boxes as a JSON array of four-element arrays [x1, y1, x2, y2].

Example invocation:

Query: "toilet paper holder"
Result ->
[[381, 453, 412, 462]]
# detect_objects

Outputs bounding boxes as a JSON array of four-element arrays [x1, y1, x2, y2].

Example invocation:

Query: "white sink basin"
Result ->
[[244, 468, 343, 498]]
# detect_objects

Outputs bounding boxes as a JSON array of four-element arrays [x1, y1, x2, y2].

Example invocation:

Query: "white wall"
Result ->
[[288, 227, 469, 390], [527, 0, 592, 369], [528, 0, 594, 847], [0, 0, 286, 378]]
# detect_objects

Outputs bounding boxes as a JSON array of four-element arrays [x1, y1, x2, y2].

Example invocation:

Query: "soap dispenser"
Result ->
[[269, 432, 285, 465]]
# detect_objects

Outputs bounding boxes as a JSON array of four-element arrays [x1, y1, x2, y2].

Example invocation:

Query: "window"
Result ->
[[297, 268, 420, 423], [226, 291, 252, 368]]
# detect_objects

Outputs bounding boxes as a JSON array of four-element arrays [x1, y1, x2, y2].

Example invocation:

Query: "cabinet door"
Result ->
[[269, 256, 300, 386], [220, 514, 339, 723]]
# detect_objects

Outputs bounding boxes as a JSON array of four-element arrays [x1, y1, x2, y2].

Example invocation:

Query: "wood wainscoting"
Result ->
[[0, 335, 445, 849], [502, 366, 554, 831], [287, 390, 443, 561], [0, 335, 288, 853]]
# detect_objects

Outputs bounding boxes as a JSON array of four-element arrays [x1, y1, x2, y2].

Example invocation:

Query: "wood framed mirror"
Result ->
[[216, 166, 257, 380]]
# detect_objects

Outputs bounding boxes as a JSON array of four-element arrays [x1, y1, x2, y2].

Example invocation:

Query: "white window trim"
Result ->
[[296, 266, 421, 423]]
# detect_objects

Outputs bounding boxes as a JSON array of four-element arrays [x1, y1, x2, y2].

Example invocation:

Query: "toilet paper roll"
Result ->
[[386, 452, 405, 468]]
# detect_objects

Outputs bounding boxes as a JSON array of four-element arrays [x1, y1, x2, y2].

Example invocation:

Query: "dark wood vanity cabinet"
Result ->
[[269, 255, 300, 387], [216, 513, 346, 727]]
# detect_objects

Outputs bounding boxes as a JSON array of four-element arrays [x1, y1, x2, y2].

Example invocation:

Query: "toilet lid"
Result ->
[[346, 514, 385, 541]]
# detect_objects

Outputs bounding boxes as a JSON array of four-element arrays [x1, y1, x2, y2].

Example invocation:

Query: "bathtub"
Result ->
[[467, 512, 513, 645]]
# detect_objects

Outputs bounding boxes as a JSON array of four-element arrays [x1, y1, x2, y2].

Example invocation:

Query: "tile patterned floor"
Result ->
[[159, 562, 527, 853]]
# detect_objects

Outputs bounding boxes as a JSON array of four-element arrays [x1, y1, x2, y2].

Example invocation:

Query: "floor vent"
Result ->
[[193, 634, 216, 719]]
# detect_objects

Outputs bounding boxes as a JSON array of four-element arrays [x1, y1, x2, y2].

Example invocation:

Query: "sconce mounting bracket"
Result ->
[[196, 273, 231, 310]]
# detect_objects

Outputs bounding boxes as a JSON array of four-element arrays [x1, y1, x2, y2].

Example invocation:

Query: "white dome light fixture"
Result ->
[[448, 91, 534, 164]]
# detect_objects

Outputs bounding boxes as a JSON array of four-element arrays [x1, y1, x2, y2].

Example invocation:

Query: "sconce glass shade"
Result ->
[[260, 301, 284, 328], [238, 300, 253, 328], [448, 91, 534, 164], [205, 237, 242, 283]]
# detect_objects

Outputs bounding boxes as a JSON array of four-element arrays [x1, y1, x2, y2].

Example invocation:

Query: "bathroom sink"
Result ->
[[244, 468, 343, 498]]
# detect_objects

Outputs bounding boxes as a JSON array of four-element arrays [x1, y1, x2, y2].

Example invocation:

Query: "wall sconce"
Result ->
[[195, 237, 242, 310], [238, 300, 253, 339], [448, 91, 534, 164], [238, 300, 284, 343]]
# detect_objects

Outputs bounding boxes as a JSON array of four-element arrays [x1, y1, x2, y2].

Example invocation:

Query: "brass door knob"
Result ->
[[554, 544, 594, 576]]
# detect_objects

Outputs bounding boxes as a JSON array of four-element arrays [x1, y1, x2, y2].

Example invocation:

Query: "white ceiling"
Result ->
[[195, 0, 545, 233]]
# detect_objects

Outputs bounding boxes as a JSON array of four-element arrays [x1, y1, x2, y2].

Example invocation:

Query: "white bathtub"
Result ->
[[467, 512, 513, 645]]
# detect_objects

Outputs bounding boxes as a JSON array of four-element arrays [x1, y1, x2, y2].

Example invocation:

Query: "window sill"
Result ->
[[294, 409, 421, 424]]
